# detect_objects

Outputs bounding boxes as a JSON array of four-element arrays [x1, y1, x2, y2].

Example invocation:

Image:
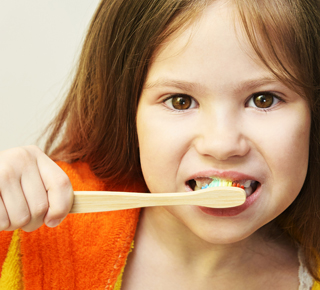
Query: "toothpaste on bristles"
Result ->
[[201, 178, 245, 190]]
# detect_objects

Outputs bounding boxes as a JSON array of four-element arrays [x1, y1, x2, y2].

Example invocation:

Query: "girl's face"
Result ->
[[136, 1, 310, 243]]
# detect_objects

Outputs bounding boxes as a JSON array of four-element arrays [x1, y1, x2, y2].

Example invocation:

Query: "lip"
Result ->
[[186, 170, 261, 185]]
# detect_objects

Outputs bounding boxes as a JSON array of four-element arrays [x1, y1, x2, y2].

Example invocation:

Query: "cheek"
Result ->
[[271, 123, 309, 213], [249, 107, 310, 199], [137, 120, 164, 190], [249, 107, 309, 163], [278, 128, 309, 178], [270, 115, 310, 182], [136, 105, 191, 192]]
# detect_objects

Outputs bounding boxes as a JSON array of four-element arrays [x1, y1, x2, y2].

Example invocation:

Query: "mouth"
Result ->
[[187, 177, 259, 197]]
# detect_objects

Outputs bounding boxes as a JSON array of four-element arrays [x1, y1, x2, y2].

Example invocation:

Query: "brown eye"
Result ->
[[252, 93, 275, 108], [170, 94, 192, 110], [253, 93, 274, 108]]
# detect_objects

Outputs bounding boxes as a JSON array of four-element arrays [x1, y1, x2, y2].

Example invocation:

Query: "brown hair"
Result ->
[[44, 0, 320, 281], [44, 0, 206, 185]]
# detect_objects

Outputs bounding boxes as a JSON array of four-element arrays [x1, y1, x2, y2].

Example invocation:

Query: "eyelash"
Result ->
[[163, 94, 198, 111], [163, 91, 284, 111], [245, 91, 284, 112]]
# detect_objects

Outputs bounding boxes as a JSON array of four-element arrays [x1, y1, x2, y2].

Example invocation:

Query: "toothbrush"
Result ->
[[71, 186, 246, 213]]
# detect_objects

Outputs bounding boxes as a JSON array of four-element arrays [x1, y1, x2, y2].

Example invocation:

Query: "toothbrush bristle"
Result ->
[[201, 179, 235, 190]]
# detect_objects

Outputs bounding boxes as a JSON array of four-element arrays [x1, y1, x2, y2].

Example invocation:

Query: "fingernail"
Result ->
[[47, 219, 62, 228]]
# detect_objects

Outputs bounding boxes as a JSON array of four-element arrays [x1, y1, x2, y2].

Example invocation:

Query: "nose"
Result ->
[[194, 110, 250, 161]]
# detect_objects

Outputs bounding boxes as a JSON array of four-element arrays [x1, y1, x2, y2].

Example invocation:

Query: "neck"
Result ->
[[131, 207, 298, 279]]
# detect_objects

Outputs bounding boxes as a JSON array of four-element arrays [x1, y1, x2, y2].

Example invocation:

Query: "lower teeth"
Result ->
[[244, 186, 253, 197]]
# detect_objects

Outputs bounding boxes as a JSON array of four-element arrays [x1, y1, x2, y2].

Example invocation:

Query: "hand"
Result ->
[[0, 145, 73, 232]]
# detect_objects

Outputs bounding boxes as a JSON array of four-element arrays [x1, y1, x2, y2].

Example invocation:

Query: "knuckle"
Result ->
[[0, 147, 35, 178], [32, 202, 49, 217], [21, 223, 42, 233], [11, 147, 33, 162], [0, 218, 10, 231], [51, 207, 68, 219], [49, 201, 71, 220], [24, 145, 41, 155], [19, 214, 32, 227], [12, 213, 31, 229], [55, 174, 72, 192], [0, 164, 16, 184]]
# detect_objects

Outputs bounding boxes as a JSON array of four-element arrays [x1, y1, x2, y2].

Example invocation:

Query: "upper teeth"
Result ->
[[193, 178, 257, 197], [243, 180, 251, 187]]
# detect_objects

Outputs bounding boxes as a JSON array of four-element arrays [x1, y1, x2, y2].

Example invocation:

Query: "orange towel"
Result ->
[[0, 161, 147, 290]]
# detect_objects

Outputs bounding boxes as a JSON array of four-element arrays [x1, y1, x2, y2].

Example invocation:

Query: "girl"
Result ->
[[0, 0, 319, 289]]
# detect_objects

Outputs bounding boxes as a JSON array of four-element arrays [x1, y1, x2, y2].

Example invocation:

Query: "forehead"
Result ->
[[145, 0, 276, 94]]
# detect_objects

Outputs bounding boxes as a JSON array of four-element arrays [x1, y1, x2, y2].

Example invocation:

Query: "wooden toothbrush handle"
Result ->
[[70, 189, 245, 213], [71, 191, 154, 213]]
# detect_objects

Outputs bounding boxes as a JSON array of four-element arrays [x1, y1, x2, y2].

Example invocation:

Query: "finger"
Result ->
[[0, 195, 10, 231], [1, 181, 31, 231], [36, 154, 73, 227], [0, 150, 32, 230], [20, 166, 49, 232]]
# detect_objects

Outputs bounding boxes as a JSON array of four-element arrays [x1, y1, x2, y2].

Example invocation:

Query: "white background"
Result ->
[[0, 0, 100, 151]]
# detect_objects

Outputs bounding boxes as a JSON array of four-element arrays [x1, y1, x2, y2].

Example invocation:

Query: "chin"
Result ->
[[171, 209, 260, 245], [196, 226, 258, 245]]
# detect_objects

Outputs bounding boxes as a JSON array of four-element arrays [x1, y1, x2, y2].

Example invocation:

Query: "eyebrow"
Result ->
[[144, 77, 280, 94]]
